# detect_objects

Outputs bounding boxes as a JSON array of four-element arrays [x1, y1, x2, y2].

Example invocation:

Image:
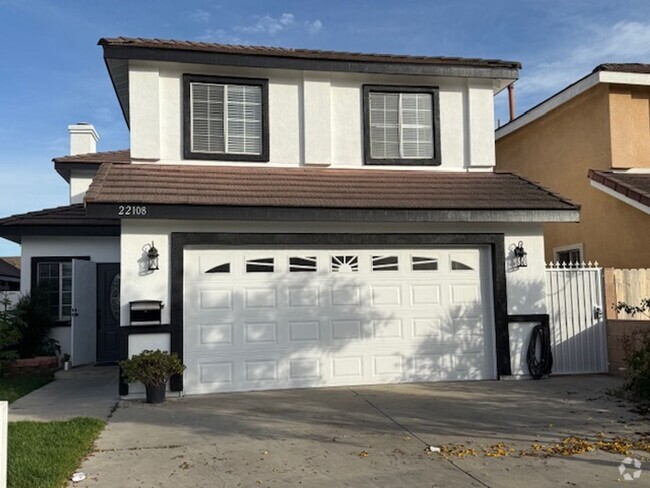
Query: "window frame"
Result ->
[[31, 256, 89, 326], [362, 84, 441, 166], [183, 74, 270, 162], [553, 243, 583, 264]]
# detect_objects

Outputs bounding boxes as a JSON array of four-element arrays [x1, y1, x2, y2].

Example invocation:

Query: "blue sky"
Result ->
[[1, 0, 650, 255]]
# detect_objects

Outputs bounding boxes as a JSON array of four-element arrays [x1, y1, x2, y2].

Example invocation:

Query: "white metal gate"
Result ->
[[545, 262, 608, 374]]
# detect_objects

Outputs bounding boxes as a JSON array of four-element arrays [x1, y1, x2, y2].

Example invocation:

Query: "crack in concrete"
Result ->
[[348, 387, 492, 488], [94, 444, 185, 453]]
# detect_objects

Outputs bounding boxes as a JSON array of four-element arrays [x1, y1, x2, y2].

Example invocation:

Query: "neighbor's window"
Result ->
[[364, 85, 440, 165], [184, 75, 268, 161], [37, 262, 72, 321], [555, 247, 582, 264]]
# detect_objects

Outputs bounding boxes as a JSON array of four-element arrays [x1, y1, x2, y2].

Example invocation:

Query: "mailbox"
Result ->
[[129, 300, 163, 325]]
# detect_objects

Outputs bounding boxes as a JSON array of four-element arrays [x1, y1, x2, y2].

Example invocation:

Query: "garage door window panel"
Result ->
[[331, 255, 359, 273], [289, 256, 317, 273], [412, 256, 439, 271], [372, 255, 399, 272], [206, 263, 230, 273], [246, 258, 275, 273]]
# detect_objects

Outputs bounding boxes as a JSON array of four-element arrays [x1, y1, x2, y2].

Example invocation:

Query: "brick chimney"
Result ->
[[68, 123, 99, 155]]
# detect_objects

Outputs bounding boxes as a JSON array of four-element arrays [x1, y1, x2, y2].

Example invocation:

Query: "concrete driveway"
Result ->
[[73, 376, 649, 487]]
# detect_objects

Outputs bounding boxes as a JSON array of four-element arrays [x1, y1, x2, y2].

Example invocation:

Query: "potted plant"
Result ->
[[119, 350, 185, 404], [61, 353, 71, 371]]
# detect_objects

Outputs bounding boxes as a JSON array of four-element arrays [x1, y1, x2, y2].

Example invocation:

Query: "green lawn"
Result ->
[[0, 375, 53, 404], [8, 418, 105, 488]]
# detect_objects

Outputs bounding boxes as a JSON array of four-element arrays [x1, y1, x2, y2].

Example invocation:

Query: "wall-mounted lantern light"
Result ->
[[513, 241, 528, 268], [146, 242, 159, 271]]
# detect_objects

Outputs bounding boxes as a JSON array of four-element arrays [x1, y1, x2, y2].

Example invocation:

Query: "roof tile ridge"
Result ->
[[84, 163, 112, 204]]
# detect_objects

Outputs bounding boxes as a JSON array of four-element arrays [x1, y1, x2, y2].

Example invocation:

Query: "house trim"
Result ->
[[166, 232, 511, 392], [0, 225, 120, 244], [103, 45, 520, 81], [590, 180, 650, 215], [496, 70, 650, 140], [182, 74, 270, 162], [362, 84, 441, 166], [85, 203, 580, 223]]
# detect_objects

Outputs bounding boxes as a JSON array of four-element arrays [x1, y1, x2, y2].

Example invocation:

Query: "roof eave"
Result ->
[[590, 179, 650, 215], [102, 44, 520, 80], [85, 202, 579, 223], [53, 161, 102, 183]]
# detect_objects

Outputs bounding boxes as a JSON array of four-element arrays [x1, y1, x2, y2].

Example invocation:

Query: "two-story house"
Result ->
[[496, 63, 650, 267], [0, 38, 578, 395]]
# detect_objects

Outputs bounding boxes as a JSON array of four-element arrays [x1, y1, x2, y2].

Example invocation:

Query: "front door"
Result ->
[[97, 263, 120, 363], [71, 259, 97, 366]]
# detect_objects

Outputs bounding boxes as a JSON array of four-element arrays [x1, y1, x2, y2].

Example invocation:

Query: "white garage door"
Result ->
[[183, 247, 495, 394]]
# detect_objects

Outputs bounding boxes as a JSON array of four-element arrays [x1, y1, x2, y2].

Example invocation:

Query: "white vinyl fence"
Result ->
[[545, 262, 608, 374]]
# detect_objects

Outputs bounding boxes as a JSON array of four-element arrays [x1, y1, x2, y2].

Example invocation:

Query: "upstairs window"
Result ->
[[183, 75, 269, 162], [363, 85, 440, 166]]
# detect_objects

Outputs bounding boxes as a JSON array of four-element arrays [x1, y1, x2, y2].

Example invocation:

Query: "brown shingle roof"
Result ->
[[99, 37, 521, 70], [85, 163, 578, 212], [0, 204, 119, 228], [0, 259, 20, 279], [588, 170, 650, 208], [0, 257, 20, 270], [594, 63, 650, 74], [53, 149, 131, 165]]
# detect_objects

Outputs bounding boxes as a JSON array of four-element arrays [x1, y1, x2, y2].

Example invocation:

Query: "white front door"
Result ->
[[183, 247, 495, 394], [70, 259, 97, 366]]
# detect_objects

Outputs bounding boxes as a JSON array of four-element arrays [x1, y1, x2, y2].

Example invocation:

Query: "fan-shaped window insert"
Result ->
[[206, 263, 230, 273], [331, 255, 359, 273], [372, 255, 398, 271], [451, 260, 474, 271], [289, 256, 317, 272], [246, 258, 275, 273], [412, 256, 438, 271]]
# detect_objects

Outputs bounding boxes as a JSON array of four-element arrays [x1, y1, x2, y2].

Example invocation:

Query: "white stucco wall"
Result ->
[[69, 169, 98, 204], [129, 60, 497, 171], [119, 219, 546, 327], [20, 236, 121, 293]]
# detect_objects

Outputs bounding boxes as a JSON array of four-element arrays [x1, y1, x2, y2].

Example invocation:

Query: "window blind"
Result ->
[[191, 82, 262, 155], [369, 91, 434, 160]]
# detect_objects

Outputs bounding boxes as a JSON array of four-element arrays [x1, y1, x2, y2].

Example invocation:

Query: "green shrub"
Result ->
[[0, 294, 23, 362], [621, 329, 650, 401], [14, 288, 57, 358], [120, 350, 185, 388]]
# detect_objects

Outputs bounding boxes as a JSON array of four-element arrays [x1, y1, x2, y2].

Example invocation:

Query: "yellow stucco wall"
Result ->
[[609, 84, 650, 169], [496, 83, 650, 268]]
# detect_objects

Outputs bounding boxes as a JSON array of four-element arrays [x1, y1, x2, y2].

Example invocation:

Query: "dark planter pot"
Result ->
[[145, 384, 166, 404]]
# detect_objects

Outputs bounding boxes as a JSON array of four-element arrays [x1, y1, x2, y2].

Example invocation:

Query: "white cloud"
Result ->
[[519, 20, 650, 103], [196, 13, 324, 45], [235, 13, 295, 35], [305, 19, 323, 35], [198, 29, 245, 45], [188, 9, 211, 23]]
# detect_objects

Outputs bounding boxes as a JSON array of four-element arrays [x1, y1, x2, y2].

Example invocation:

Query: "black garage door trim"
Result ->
[[168, 232, 511, 392]]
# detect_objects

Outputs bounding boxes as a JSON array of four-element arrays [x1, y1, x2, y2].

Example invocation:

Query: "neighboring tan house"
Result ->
[[496, 63, 650, 267], [0, 257, 20, 291], [0, 37, 578, 395]]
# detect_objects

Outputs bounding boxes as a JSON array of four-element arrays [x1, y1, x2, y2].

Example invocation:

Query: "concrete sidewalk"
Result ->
[[9, 365, 119, 421]]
